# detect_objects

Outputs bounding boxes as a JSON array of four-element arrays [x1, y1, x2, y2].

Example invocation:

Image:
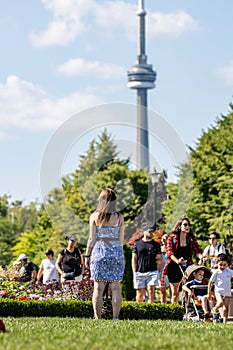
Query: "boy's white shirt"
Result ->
[[209, 267, 233, 297]]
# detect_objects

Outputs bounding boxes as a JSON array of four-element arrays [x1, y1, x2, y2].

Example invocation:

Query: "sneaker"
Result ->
[[213, 311, 220, 321], [204, 313, 211, 322]]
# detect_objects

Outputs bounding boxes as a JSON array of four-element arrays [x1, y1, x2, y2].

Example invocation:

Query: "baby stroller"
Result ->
[[182, 264, 212, 322]]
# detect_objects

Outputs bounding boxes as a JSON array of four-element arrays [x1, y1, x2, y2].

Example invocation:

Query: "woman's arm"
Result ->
[[191, 235, 202, 256], [170, 254, 184, 265], [85, 213, 97, 268], [119, 213, 125, 246], [167, 235, 184, 264], [55, 253, 64, 276], [166, 234, 175, 258], [86, 213, 97, 255], [80, 253, 85, 275], [182, 284, 193, 297]]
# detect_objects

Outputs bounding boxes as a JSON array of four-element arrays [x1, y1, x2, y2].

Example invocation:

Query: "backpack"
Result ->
[[206, 243, 221, 257], [205, 244, 222, 267]]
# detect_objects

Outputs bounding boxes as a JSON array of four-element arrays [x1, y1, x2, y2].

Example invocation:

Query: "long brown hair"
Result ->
[[96, 188, 117, 225], [171, 217, 194, 236]]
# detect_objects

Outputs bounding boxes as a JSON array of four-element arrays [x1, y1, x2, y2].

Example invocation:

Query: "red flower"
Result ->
[[19, 296, 30, 300], [127, 229, 144, 245]]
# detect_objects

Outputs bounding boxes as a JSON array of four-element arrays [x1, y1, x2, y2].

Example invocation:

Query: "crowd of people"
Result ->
[[10, 188, 233, 322]]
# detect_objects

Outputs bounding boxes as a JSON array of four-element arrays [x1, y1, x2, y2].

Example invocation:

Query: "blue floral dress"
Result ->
[[90, 219, 125, 282]]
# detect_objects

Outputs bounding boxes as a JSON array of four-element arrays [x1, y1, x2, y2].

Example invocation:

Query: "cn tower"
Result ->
[[127, 0, 156, 170]]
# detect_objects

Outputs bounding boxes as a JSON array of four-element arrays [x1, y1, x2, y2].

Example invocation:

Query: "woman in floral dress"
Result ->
[[85, 188, 125, 320]]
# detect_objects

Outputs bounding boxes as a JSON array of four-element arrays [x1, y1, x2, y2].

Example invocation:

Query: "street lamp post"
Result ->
[[150, 171, 162, 226]]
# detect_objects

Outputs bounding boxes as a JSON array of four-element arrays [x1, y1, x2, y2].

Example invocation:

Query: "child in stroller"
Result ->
[[182, 265, 213, 321]]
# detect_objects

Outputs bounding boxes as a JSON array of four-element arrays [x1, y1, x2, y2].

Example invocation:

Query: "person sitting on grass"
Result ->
[[208, 253, 233, 323]]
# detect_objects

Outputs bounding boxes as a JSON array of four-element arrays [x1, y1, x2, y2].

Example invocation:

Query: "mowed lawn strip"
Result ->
[[0, 318, 233, 350]]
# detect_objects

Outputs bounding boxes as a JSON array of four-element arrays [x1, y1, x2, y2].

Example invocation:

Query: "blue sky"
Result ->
[[1, 0, 233, 204]]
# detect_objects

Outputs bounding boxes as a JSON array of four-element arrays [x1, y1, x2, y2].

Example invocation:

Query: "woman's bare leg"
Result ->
[[92, 281, 106, 319], [160, 287, 166, 304], [110, 281, 122, 319], [170, 282, 180, 303]]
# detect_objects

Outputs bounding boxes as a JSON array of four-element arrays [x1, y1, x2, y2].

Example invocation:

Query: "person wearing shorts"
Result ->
[[132, 228, 162, 303]]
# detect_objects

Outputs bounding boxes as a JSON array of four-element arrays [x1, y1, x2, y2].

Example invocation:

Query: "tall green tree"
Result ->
[[62, 129, 151, 244], [0, 195, 38, 265], [162, 162, 194, 233], [188, 106, 233, 240], [163, 103, 233, 246]]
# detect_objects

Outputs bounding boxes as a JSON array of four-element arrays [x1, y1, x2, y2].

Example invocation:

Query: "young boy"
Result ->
[[208, 253, 233, 323], [183, 268, 213, 321]]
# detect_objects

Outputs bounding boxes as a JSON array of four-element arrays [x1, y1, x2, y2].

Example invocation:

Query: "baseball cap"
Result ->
[[18, 253, 27, 260], [65, 235, 77, 242]]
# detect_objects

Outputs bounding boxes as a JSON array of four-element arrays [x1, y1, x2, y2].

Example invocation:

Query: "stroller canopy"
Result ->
[[184, 264, 211, 282]]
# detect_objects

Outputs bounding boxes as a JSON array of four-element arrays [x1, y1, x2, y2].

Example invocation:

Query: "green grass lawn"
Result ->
[[0, 317, 233, 350]]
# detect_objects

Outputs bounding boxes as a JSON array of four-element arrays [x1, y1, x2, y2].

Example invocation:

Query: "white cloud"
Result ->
[[0, 75, 102, 131], [30, 0, 199, 47], [0, 130, 11, 140], [148, 10, 200, 39], [216, 61, 233, 85], [29, 20, 86, 47], [56, 58, 125, 79], [30, 0, 95, 47]]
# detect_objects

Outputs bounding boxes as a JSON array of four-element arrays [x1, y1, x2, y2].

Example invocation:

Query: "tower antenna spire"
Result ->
[[127, 0, 156, 170]]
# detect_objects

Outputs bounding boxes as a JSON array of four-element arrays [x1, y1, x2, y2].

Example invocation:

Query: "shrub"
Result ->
[[0, 299, 184, 320]]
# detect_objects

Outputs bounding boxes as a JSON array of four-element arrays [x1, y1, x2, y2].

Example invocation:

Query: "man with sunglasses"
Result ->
[[202, 231, 226, 270]]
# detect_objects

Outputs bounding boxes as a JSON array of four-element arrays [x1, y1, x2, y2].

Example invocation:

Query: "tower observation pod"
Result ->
[[127, 0, 156, 170]]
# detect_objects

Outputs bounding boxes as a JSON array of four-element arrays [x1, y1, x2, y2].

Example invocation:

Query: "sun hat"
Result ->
[[18, 253, 27, 260], [13, 260, 21, 266]]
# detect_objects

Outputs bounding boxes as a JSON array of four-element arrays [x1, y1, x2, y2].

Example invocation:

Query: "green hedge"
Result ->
[[0, 299, 184, 320]]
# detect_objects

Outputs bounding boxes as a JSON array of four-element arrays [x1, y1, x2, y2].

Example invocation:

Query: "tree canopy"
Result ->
[[163, 103, 233, 248]]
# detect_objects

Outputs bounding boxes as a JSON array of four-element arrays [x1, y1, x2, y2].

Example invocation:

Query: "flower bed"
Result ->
[[0, 278, 94, 301]]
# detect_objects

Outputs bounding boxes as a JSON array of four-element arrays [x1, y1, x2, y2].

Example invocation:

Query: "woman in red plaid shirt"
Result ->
[[161, 217, 202, 303]]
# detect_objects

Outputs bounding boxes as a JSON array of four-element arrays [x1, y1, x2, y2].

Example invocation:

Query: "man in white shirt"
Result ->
[[202, 231, 226, 269], [37, 249, 59, 284]]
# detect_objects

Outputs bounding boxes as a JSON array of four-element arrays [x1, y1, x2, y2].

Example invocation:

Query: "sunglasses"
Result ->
[[183, 223, 190, 227]]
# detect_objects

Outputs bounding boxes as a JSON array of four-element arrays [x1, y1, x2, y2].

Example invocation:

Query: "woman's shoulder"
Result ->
[[90, 211, 98, 218], [59, 248, 66, 255], [117, 212, 124, 224], [90, 212, 98, 223]]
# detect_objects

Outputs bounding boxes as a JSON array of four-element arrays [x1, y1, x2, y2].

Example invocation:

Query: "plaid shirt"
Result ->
[[161, 232, 202, 286]]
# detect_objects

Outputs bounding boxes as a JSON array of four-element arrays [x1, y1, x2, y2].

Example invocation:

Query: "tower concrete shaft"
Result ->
[[127, 0, 156, 170]]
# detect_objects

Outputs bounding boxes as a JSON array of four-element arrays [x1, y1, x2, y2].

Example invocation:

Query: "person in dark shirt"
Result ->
[[56, 235, 84, 282], [18, 253, 37, 282], [132, 228, 162, 303]]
